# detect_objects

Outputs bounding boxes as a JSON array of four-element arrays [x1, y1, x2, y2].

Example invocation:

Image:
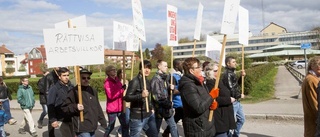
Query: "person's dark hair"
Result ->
[[20, 76, 28, 85], [139, 60, 152, 70], [182, 57, 200, 75], [57, 67, 69, 76], [116, 69, 122, 79], [225, 56, 235, 66], [173, 59, 183, 72], [202, 61, 210, 70]]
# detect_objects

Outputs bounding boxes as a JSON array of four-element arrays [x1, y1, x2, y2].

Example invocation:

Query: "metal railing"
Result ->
[[285, 64, 305, 84]]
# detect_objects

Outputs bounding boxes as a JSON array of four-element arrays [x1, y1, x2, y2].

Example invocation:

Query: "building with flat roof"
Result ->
[[173, 22, 320, 60]]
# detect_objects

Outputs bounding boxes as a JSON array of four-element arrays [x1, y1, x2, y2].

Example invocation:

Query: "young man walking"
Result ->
[[222, 56, 246, 137]]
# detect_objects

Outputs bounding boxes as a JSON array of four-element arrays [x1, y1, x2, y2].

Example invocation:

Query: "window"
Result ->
[[30, 61, 33, 66]]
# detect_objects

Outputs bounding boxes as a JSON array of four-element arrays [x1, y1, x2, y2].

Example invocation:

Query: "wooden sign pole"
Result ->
[[139, 39, 149, 112], [170, 46, 173, 102], [192, 39, 197, 57], [122, 51, 127, 113], [130, 53, 135, 80], [209, 34, 227, 121], [241, 45, 245, 95], [68, 20, 84, 122]]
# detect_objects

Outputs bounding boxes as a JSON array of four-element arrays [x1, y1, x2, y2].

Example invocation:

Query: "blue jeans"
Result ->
[[156, 116, 178, 137], [0, 125, 5, 137], [129, 113, 157, 137], [39, 104, 47, 121], [118, 107, 130, 135], [2, 100, 12, 120], [76, 132, 95, 137], [231, 101, 245, 137], [104, 112, 128, 137]]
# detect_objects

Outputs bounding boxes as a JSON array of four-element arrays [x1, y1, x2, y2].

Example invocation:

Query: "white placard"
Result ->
[[220, 0, 240, 35], [206, 35, 225, 66], [113, 21, 139, 51], [238, 6, 249, 45], [132, 0, 146, 41], [194, 2, 203, 40], [43, 27, 104, 68], [167, 5, 178, 46], [55, 15, 87, 28]]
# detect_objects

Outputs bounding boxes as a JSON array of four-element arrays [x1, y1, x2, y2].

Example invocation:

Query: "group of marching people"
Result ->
[[13, 55, 245, 137], [105, 55, 246, 137]]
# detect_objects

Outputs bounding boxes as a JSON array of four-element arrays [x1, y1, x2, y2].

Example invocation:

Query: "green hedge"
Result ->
[[242, 63, 276, 95], [6, 77, 107, 95]]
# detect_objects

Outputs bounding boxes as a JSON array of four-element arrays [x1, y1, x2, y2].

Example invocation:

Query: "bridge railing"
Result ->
[[285, 64, 305, 84]]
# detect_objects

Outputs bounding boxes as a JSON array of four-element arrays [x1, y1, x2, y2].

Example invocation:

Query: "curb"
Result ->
[[246, 114, 303, 121]]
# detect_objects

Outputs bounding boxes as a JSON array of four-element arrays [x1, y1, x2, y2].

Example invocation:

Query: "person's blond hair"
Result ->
[[205, 63, 218, 80], [308, 56, 320, 71]]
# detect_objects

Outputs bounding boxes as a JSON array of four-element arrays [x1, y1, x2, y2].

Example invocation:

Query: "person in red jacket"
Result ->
[[104, 65, 128, 137]]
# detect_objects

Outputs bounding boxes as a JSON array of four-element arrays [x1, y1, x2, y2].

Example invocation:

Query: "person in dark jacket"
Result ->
[[163, 59, 184, 137], [124, 60, 157, 137], [150, 60, 178, 137], [61, 69, 107, 136], [179, 57, 216, 137], [0, 77, 16, 125], [36, 70, 49, 129], [221, 56, 246, 137], [205, 63, 236, 137], [43, 67, 59, 137], [47, 67, 74, 137]]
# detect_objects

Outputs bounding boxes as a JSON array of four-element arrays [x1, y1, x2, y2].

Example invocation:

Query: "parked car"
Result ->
[[292, 60, 308, 69]]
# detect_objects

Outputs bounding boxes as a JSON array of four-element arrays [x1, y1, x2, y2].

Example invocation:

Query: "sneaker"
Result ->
[[31, 132, 38, 137], [37, 120, 43, 129], [18, 128, 26, 134], [8, 119, 17, 125]]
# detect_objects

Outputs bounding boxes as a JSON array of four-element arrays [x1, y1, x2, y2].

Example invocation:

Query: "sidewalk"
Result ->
[[9, 66, 303, 121], [242, 65, 303, 121]]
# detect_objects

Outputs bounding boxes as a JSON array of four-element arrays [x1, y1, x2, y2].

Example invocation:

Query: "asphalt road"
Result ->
[[4, 109, 303, 137]]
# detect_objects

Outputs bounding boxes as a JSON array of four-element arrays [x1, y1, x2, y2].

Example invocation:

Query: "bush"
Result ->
[[243, 63, 276, 95]]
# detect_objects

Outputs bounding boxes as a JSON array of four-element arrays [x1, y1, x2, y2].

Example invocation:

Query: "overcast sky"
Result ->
[[0, 0, 319, 55]]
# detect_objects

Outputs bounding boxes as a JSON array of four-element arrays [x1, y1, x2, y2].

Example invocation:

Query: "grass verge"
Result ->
[[242, 67, 278, 103]]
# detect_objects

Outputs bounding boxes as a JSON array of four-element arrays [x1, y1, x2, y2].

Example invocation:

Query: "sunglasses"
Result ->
[[82, 77, 91, 80]]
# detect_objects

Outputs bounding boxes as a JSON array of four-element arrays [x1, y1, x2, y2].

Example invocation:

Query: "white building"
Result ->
[[173, 22, 319, 60]]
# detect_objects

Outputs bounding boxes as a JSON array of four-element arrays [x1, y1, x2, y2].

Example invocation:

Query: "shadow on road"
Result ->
[[241, 132, 273, 137]]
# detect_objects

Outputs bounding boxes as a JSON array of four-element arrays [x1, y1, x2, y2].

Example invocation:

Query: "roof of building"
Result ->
[[36, 45, 46, 58], [262, 44, 300, 51], [260, 22, 287, 32], [104, 49, 135, 56], [0, 44, 14, 54], [247, 49, 320, 58]]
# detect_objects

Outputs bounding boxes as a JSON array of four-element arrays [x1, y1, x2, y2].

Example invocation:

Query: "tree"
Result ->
[[178, 36, 191, 43], [162, 46, 172, 68], [144, 48, 151, 59], [151, 43, 164, 61]]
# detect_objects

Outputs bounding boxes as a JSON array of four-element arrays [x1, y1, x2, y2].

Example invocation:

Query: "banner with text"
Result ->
[[194, 2, 203, 40], [132, 0, 146, 41], [238, 6, 249, 45], [206, 35, 225, 66], [43, 27, 104, 68], [167, 4, 178, 46], [220, 0, 240, 35], [113, 21, 139, 51]]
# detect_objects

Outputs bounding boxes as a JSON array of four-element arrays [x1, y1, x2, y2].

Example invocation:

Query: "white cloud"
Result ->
[[0, 0, 319, 55]]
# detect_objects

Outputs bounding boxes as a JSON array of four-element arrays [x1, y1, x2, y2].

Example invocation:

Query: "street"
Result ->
[[5, 109, 303, 137]]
